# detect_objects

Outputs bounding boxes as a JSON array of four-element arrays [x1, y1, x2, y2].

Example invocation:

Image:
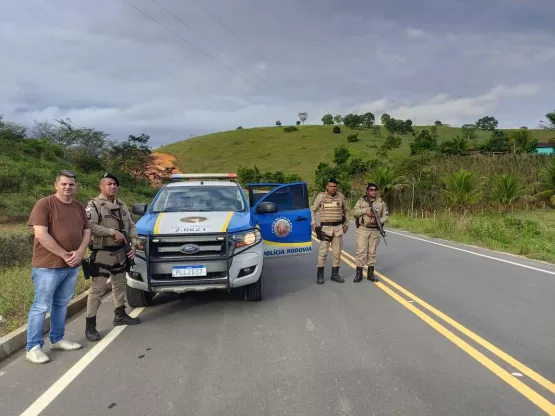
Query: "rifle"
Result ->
[[369, 205, 388, 246], [109, 207, 136, 268]]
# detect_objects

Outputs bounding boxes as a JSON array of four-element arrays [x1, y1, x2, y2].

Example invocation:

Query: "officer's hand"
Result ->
[[127, 248, 136, 259], [114, 231, 125, 242], [343, 224, 349, 233], [311, 223, 316, 232]]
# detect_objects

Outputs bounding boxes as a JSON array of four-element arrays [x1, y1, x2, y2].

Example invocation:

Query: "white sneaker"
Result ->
[[51, 339, 82, 351], [26, 345, 51, 364]]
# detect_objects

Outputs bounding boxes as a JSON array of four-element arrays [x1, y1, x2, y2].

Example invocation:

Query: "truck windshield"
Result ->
[[150, 186, 247, 213]]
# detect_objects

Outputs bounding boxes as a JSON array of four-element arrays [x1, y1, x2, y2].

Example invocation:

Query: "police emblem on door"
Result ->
[[272, 217, 293, 238]]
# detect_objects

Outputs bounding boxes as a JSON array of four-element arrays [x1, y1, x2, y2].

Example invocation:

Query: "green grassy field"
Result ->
[[157, 125, 554, 183]]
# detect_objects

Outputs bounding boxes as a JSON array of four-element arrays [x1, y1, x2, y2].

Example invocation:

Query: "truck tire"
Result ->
[[244, 274, 263, 301], [126, 285, 154, 308]]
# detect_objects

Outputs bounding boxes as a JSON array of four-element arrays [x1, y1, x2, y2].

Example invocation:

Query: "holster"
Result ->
[[316, 225, 333, 242]]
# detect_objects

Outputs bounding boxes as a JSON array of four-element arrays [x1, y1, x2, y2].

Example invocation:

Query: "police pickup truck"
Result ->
[[125, 173, 313, 306]]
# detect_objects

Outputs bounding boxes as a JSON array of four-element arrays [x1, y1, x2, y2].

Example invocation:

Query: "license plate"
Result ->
[[172, 265, 207, 277]]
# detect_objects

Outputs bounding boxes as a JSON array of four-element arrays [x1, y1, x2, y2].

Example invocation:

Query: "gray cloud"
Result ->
[[1, 0, 554, 147]]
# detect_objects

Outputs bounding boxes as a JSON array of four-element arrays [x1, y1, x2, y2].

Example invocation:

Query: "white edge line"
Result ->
[[19, 307, 145, 416], [385, 229, 555, 276]]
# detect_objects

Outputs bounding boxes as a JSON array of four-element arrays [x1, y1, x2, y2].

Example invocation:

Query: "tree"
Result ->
[[539, 110, 555, 131], [482, 130, 510, 153], [434, 121, 442, 126], [342, 114, 362, 128], [475, 116, 498, 130], [443, 169, 483, 208], [508, 129, 538, 154], [381, 113, 391, 125], [410, 129, 438, 155], [439, 136, 469, 155], [361, 112, 375, 128], [460, 124, 477, 140], [298, 112, 308, 124], [276, 120, 282, 126], [321, 114, 334, 125], [490, 174, 523, 209], [333, 145, 351, 165], [333, 114, 342, 125]]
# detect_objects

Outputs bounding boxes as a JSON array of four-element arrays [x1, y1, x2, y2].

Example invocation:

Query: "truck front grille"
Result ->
[[150, 234, 231, 260]]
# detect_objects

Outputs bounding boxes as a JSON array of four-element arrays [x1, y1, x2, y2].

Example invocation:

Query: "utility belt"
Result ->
[[355, 217, 378, 229], [320, 221, 343, 227], [82, 244, 132, 280]]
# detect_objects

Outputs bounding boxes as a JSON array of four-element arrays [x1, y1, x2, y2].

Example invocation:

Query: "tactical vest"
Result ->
[[318, 192, 345, 224], [89, 197, 129, 250], [357, 197, 385, 228]]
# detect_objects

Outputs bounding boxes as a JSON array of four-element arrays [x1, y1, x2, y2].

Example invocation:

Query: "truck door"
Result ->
[[248, 182, 313, 258]]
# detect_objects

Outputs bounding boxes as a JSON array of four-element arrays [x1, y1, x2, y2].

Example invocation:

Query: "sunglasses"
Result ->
[[369, 188, 377, 191]]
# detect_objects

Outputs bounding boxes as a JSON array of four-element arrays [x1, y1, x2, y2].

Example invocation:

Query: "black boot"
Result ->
[[113, 305, 141, 326], [354, 267, 363, 282], [367, 266, 378, 282], [331, 267, 344, 283], [85, 316, 101, 342], [317, 267, 325, 284]]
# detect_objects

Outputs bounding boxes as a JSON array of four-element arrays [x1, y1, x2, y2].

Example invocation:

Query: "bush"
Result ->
[[333, 126, 341, 134], [347, 133, 359, 143], [0, 227, 34, 268], [284, 126, 298, 133]]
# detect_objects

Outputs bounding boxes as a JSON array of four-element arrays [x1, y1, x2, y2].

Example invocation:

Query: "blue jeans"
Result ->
[[26, 266, 79, 351]]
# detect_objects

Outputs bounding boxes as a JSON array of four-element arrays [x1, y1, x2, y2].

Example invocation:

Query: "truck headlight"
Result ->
[[137, 235, 147, 251], [230, 229, 261, 248]]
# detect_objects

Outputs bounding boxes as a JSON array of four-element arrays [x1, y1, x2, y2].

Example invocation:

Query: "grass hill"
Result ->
[[157, 124, 554, 183]]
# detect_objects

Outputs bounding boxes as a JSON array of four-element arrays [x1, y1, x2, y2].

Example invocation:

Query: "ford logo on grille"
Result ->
[[180, 244, 200, 255]]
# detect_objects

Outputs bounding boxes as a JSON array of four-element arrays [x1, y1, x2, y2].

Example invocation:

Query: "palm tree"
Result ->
[[369, 165, 408, 210], [490, 174, 524, 211], [535, 157, 555, 206], [443, 169, 483, 209]]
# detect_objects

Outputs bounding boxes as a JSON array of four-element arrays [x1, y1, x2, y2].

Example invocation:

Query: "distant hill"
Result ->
[[157, 124, 554, 183]]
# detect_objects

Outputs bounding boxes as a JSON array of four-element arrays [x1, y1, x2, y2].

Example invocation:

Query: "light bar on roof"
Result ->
[[170, 173, 238, 181]]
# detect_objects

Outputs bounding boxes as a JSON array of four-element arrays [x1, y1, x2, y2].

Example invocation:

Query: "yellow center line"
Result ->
[[338, 244, 555, 396], [311, 235, 555, 415]]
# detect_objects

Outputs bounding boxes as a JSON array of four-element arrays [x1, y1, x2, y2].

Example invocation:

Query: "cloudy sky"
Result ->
[[1, 0, 554, 147]]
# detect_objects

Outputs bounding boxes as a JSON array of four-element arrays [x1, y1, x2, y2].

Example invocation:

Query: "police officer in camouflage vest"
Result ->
[[352, 182, 389, 282], [84, 173, 140, 342], [311, 178, 349, 284]]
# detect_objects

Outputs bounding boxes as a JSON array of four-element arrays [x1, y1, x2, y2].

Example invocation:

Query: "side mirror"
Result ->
[[132, 203, 148, 216], [256, 201, 278, 214]]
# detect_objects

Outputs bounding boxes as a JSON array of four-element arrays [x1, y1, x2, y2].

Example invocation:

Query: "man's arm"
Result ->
[[341, 193, 349, 227], [352, 198, 365, 217], [310, 193, 322, 227], [28, 198, 69, 259], [379, 201, 389, 225], [33, 226, 70, 258]]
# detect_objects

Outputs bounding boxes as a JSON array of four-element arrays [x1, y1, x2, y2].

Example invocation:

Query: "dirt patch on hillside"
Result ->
[[147, 152, 183, 186], [152, 152, 183, 174]]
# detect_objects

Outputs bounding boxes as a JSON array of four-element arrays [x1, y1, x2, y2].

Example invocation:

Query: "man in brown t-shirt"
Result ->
[[25, 170, 91, 364]]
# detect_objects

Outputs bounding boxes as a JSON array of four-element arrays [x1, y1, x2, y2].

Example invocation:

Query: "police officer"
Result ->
[[84, 173, 140, 342], [352, 183, 388, 282], [311, 178, 349, 284]]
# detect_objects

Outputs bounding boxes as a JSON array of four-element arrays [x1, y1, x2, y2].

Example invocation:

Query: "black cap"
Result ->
[[101, 173, 119, 186], [366, 182, 378, 191], [328, 177, 338, 184]]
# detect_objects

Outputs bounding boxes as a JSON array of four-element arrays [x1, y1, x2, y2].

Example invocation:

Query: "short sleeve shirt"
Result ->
[[28, 195, 90, 268]]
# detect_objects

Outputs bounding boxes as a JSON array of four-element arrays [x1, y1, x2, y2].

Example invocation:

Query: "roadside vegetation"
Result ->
[[1, 109, 554, 336]]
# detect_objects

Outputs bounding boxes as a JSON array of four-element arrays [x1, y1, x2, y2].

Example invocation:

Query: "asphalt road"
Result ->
[[1, 226, 554, 416]]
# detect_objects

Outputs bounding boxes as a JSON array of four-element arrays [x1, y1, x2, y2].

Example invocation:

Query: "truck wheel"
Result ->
[[126, 285, 154, 308], [244, 274, 263, 301]]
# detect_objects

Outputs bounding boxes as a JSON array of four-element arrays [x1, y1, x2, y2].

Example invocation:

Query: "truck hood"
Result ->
[[136, 211, 253, 235]]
